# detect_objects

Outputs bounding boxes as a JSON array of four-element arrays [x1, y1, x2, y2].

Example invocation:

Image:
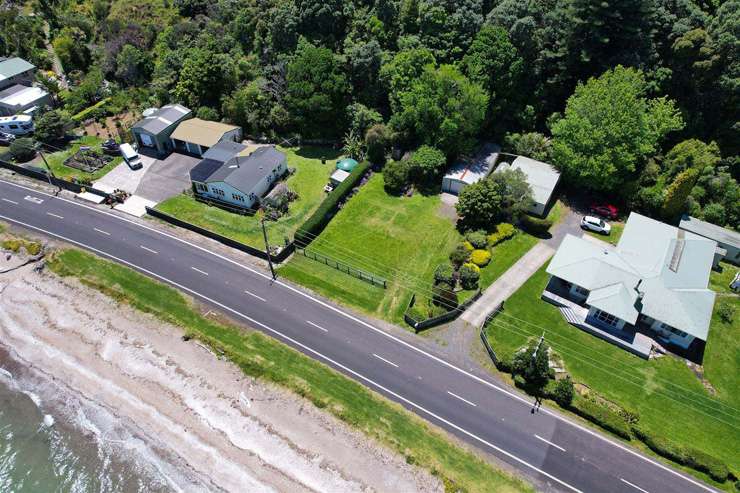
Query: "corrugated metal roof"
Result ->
[[0, 57, 35, 80], [194, 146, 286, 195], [679, 215, 740, 248], [170, 118, 240, 148], [0, 84, 48, 107], [132, 104, 191, 135], [500, 156, 560, 206]]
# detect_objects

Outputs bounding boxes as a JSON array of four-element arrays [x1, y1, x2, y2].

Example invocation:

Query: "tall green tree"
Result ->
[[663, 139, 721, 177], [455, 169, 533, 231], [662, 167, 701, 220], [550, 66, 684, 192], [389, 64, 487, 159], [284, 38, 350, 138], [380, 46, 436, 110], [33, 109, 72, 144], [174, 47, 236, 109], [115, 44, 153, 86]]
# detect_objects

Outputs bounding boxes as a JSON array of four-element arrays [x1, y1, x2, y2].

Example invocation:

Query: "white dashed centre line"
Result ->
[[1, 198, 18, 204], [535, 434, 566, 452], [244, 289, 266, 302], [46, 212, 64, 219], [24, 195, 43, 204], [620, 478, 650, 493], [372, 353, 398, 368], [191, 266, 209, 276], [447, 391, 477, 407], [306, 320, 328, 332], [94, 228, 110, 236], [140, 245, 158, 254]]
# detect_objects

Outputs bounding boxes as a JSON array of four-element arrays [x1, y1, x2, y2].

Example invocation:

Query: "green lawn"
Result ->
[[44, 135, 123, 181], [48, 248, 531, 493], [585, 221, 625, 245], [155, 146, 338, 247], [709, 261, 739, 295], [280, 173, 540, 325], [485, 265, 740, 478]]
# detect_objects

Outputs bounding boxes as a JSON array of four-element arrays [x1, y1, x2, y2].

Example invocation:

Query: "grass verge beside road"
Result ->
[[484, 265, 739, 486], [48, 248, 532, 493], [155, 146, 338, 248]]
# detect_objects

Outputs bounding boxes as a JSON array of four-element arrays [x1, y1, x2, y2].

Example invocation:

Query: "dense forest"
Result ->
[[1, 0, 738, 228]]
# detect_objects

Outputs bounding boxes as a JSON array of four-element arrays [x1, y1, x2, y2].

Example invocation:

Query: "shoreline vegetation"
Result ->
[[48, 247, 532, 493]]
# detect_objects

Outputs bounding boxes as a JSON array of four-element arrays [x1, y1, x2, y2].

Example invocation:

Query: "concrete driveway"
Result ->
[[134, 152, 200, 202], [93, 155, 157, 194]]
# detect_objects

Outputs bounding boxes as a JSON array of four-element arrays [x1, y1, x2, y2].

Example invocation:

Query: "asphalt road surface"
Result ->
[[0, 179, 718, 493]]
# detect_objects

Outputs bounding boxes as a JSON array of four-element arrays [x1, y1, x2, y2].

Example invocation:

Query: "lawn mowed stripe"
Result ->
[[49, 248, 532, 493]]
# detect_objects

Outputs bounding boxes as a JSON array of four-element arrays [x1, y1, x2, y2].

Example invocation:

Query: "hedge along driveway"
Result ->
[[280, 173, 541, 326], [485, 265, 740, 481], [154, 146, 340, 248]]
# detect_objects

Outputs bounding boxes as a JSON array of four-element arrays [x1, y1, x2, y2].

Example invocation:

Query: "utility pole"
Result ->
[[261, 216, 276, 280], [531, 332, 545, 361], [38, 148, 61, 195]]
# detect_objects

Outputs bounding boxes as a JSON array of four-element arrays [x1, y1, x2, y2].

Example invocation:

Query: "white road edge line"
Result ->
[[140, 245, 158, 254], [534, 434, 566, 452], [372, 353, 398, 368], [244, 289, 266, 302], [306, 320, 328, 332], [447, 391, 477, 407], [620, 478, 650, 493], [1, 198, 18, 204], [0, 180, 718, 493], [191, 266, 209, 276], [93, 228, 110, 236], [0, 214, 584, 493], [46, 212, 64, 219]]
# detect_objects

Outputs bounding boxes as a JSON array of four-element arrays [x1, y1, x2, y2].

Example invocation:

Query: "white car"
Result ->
[[581, 215, 611, 235]]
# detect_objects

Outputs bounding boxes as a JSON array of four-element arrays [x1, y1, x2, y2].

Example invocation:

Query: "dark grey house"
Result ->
[[131, 104, 192, 157]]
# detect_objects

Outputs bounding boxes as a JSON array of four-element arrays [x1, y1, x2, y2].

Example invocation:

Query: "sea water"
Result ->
[[0, 345, 202, 493]]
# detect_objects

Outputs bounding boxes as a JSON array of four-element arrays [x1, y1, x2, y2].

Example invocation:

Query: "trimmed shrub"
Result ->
[[463, 241, 474, 252], [295, 161, 370, 246], [9, 138, 36, 162], [465, 229, 488, 249], [449, 243, 470, 267], [571, 396, 632, 440], [717, 303, 735, 324], [432, 282, 458, 310], [383, 160, 410, 195], [552, 376, 574, 408], [487, 223, 516, 247], [471, 249, 491, 267], [459, 263, 480, 290], [520, 216, 553, 237], [433, 263, 455, 285], [632, 426, 730, 482]]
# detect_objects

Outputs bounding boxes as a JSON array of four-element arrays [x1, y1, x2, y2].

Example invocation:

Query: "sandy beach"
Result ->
[[0, 259, 442, 492]]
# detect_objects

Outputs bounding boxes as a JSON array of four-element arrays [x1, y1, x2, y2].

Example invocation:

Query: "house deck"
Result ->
[[541, 279, 653, 359]]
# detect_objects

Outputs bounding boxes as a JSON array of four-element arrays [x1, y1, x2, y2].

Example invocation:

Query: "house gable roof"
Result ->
[[132, 104, 191, 135], [547, 213, 717, 340], [679, 215, 740, 249], [497, 156, 560, 205], [190, 146, 286, 195], [0, 57, 35, 81], [170, 118, 240, 148]]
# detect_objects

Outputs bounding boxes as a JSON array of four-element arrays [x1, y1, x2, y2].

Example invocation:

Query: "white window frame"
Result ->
[[594, 309, 619, 327]]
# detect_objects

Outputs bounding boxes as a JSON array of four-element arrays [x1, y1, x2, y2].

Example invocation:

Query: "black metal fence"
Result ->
[[298, 248, 387, 288], [146, 207, 294, 263], [0, 159, 113, 198], [404, 289, 482, 332], [478, 303, 504, 365]]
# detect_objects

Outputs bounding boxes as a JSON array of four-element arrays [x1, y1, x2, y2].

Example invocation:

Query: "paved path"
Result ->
[[0, 180, 716, 493], [462, 241, 556, 326]]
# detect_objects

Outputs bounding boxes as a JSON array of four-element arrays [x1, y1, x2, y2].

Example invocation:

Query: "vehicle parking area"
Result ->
[[94, 152, 200, 203]]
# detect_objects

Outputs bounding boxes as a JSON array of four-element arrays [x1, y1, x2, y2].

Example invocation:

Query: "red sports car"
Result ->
[[589, 203, 619, 220]]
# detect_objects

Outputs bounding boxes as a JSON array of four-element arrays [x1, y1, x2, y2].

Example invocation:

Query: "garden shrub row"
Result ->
[[487, 223, 516, 247], [72, 97, 111, 122], [569, 395, 632, 440], [520, 216, 553, 237], [295, 161, 370, 246], [631, 426, 730, 482]]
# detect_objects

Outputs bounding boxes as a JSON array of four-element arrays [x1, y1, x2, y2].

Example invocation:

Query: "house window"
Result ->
[[594, 309, 619, 327], [231, 193, 244, 202], [660, 322, 688, 338], [195, 183, 207, 192], [212, 188, 224, 197]]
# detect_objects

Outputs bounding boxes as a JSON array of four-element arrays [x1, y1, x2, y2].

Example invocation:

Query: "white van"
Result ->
[[120, 143, 143, 170], [0, 115, 34, 136]]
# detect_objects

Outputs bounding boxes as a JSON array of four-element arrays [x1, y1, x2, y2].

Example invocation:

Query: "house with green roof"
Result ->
[[542, 212, 718, 358], [0, 57, 36, 91]]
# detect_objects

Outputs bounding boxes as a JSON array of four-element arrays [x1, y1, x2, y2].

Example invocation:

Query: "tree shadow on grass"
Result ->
[[293, 146, 343, 161]]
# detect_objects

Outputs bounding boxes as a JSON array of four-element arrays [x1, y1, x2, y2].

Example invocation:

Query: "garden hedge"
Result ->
[[295, 161, 370, 246], [72, 97, 111, 122], [631, 426, 730, 482], [520, 216, 553, 237], [570, 396, 632, 440]]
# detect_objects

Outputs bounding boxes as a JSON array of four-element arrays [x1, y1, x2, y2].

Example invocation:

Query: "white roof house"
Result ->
[[679, 215, 740, 266], [495, 156, 560, 216], [441, 144, 499, 196], [0, 84, 50, 116], [546, 213, 717, 349]]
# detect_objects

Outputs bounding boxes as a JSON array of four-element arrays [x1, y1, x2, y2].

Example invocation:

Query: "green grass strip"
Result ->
[[48, 248, 532, 493]]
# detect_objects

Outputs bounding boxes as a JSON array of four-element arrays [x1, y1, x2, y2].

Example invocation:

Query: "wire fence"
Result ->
[[298, 248, 387, 288]]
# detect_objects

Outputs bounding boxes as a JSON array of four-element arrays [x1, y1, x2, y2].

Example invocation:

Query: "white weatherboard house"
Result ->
[[189, 143, 287, 210], [543, 212, 717, 358]]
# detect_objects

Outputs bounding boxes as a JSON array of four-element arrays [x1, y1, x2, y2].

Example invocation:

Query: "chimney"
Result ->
[[634, 279, 644, 311]]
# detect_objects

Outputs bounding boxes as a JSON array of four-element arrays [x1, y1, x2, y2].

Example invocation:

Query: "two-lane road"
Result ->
[[0, 179, 717, 493]]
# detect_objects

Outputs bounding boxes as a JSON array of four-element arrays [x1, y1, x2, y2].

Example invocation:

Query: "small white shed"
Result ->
[[330, 169, 350, 187]]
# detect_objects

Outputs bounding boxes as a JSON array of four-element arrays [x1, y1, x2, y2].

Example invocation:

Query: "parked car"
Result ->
[[589, 203, 619, 220], [0, 131, 15, 145], [120, 143, 143, 170], [581, 215, 612, 235], [101, 138, 120, 155]]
